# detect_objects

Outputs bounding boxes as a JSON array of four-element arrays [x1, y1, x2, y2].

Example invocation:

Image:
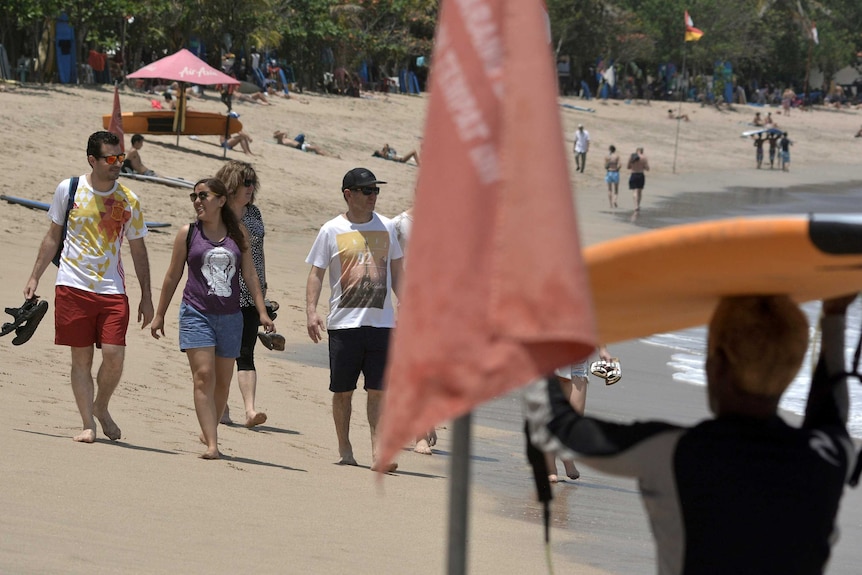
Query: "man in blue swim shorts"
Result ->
[[604, 145, 621, 208]]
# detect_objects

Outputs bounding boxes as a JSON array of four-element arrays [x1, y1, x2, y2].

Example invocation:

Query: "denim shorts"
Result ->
[[555, 360, 588, 380], [605, 170, 620, 184], [178, 301, 243, 358]]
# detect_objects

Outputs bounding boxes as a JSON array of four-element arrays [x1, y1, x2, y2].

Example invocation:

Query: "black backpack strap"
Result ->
[[52, 176, 78, 266]]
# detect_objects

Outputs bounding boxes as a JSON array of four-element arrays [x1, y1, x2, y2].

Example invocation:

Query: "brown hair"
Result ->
[[708, 295, 808, 397], [215, 160, 259, 204], [193, 178, 248, 251]]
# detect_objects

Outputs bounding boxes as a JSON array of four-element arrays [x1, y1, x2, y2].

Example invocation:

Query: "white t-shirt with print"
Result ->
[[48, 174, 148, 295], [306, 212, 403, 330]]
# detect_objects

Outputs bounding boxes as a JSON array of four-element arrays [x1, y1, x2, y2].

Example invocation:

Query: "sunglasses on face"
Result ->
[[243, 178, 257, 188], [352, 186, 380, 196], [96, 153, 127, 165], [189, 191, 210, 202]]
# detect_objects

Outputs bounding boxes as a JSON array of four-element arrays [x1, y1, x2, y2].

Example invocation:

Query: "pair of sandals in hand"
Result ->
[[1, 297, 49, 346], [590, 357, 622, 385], [257, 299, 285, 351]]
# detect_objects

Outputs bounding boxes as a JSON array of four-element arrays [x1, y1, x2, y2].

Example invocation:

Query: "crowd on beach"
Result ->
[[5, 69, 862, 572]]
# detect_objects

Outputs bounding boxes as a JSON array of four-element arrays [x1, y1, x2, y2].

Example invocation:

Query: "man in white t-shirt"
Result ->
[[24, 130, 154, 444], [573, 124, 590, 173], [305, 167, 403, 472]]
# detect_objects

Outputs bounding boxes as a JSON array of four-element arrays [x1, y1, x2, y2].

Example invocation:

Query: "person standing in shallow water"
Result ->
[[150, 178, 275, 459]]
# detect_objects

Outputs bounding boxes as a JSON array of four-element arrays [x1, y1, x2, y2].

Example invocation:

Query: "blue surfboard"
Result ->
[[1, 195, 171, 228], [55, 14, 77, 84]]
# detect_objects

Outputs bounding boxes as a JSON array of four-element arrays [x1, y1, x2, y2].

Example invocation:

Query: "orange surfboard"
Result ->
[[102, 111, 242, 136], [586, 214, 862, 343]]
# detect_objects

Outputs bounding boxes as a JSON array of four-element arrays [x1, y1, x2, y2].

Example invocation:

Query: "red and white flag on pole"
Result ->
[[375, 0, 597, 471], [108, 84, 125, 152], [811, 23, 819, 45]]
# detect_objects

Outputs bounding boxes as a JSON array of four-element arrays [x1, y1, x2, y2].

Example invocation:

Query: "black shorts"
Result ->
[[629, 172, 645, 190], [328, 327, 391, 392]]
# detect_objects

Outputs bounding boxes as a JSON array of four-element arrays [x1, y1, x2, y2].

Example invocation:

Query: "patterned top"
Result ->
[[49, 175, 148, 295], [239, 204, 266, 308], [182, 221, 242, 315]]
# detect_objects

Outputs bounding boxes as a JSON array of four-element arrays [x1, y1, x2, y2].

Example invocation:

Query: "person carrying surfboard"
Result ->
[[526, 294, 857, 575], [627, 147, 649, 211]]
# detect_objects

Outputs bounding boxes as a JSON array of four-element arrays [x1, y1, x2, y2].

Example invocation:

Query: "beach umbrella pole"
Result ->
[[447, 412, 472, 575]]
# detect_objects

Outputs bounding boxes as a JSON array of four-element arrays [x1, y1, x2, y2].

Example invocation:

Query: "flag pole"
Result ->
[[672, 43, 687, 175], [447, 413, 472, 575]]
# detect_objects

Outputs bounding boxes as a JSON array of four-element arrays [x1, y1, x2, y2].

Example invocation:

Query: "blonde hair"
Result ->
[[708, 296, 808, 397]]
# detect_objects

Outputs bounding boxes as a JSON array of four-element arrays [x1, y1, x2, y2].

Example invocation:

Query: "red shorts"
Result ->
[[55, 286, 129, 347]]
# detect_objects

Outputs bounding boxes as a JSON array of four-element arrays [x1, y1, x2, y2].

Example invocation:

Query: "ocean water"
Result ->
[[644, 300, 862, 438]]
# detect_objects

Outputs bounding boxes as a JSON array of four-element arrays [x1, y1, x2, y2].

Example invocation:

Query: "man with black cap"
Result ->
[[305, 168, 403, 472], [526, 294, 857, 574]]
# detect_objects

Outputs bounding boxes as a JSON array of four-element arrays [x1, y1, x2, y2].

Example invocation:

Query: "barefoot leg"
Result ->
[[368, 390, 397, 472], [93, 344, 125, 441], [333, 391, 357, 465], [238, 369, 267, 428], [188, 348, 219, 459], [70, 346, 97, 442]]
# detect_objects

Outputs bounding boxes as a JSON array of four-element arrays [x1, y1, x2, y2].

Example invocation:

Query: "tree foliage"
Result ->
[[0, 0, 859, 94]]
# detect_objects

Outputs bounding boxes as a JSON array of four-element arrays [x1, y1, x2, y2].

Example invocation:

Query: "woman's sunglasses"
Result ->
[[95, 153, 127, 165], [189, 191, 210, 202]]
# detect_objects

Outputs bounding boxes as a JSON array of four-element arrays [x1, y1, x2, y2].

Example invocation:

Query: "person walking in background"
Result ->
[[391, 206, 437, 455], [150, 178, 275, 459], [305, 168, 403, 472], [527, 294, 856, 574], [753, 133, 765, 169], [24, 130, 153, 443], [604, 145, 621, 208], [573, 124, 590, 173], [627, 147, 649, 211], [216, 160, 275, 428], [767, 132, 778, 169], [544, 345, 614, 483], [780, 131, 793, 172]]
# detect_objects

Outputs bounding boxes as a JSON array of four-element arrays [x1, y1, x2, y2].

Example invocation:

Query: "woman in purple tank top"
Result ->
[[150, 178, 276, 459]]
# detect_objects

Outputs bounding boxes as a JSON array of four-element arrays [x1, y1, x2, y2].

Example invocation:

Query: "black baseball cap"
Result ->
[[342, 167, 386, 190]]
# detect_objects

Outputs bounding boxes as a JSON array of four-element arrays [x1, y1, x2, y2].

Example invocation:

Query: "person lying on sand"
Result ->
[[667, 109, 690, 122], [372, 143, 420, 165], [273, 131, 337, 157]]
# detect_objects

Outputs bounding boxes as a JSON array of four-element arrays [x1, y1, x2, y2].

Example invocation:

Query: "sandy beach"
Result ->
[[2, 81, 862, 574]]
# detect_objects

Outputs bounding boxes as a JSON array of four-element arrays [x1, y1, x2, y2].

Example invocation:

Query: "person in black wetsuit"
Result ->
[[526, 294, 856, 575]]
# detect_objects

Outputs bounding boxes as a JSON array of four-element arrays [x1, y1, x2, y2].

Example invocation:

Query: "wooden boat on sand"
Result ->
[[102, 111, 242, 136]]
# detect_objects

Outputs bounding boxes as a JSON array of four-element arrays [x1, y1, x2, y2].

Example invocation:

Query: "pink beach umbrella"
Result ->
[[127, 49, 239, 147]]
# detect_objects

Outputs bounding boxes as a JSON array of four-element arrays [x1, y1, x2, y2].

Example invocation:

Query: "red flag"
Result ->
[[376, 0, 597, 470], [108, 84, 125, 152], [685, 11, 704, 42]]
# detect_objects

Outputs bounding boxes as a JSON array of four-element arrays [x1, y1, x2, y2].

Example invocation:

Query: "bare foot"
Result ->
[[245, 411, 267, 428], [427, 429, 437, 446], [200, 449, 221, 460], [338, 456, 358, 466], [73, 429, 96, 443], [548, 474, 559, 484], [94, 410, 121, 441], [371, 459, 398, 473], [414, 438, 433, 455]]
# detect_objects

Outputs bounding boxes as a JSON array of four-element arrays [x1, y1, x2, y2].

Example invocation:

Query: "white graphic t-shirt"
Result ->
[[306, 213, 402, 330], [48, 175, 148, 295]]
